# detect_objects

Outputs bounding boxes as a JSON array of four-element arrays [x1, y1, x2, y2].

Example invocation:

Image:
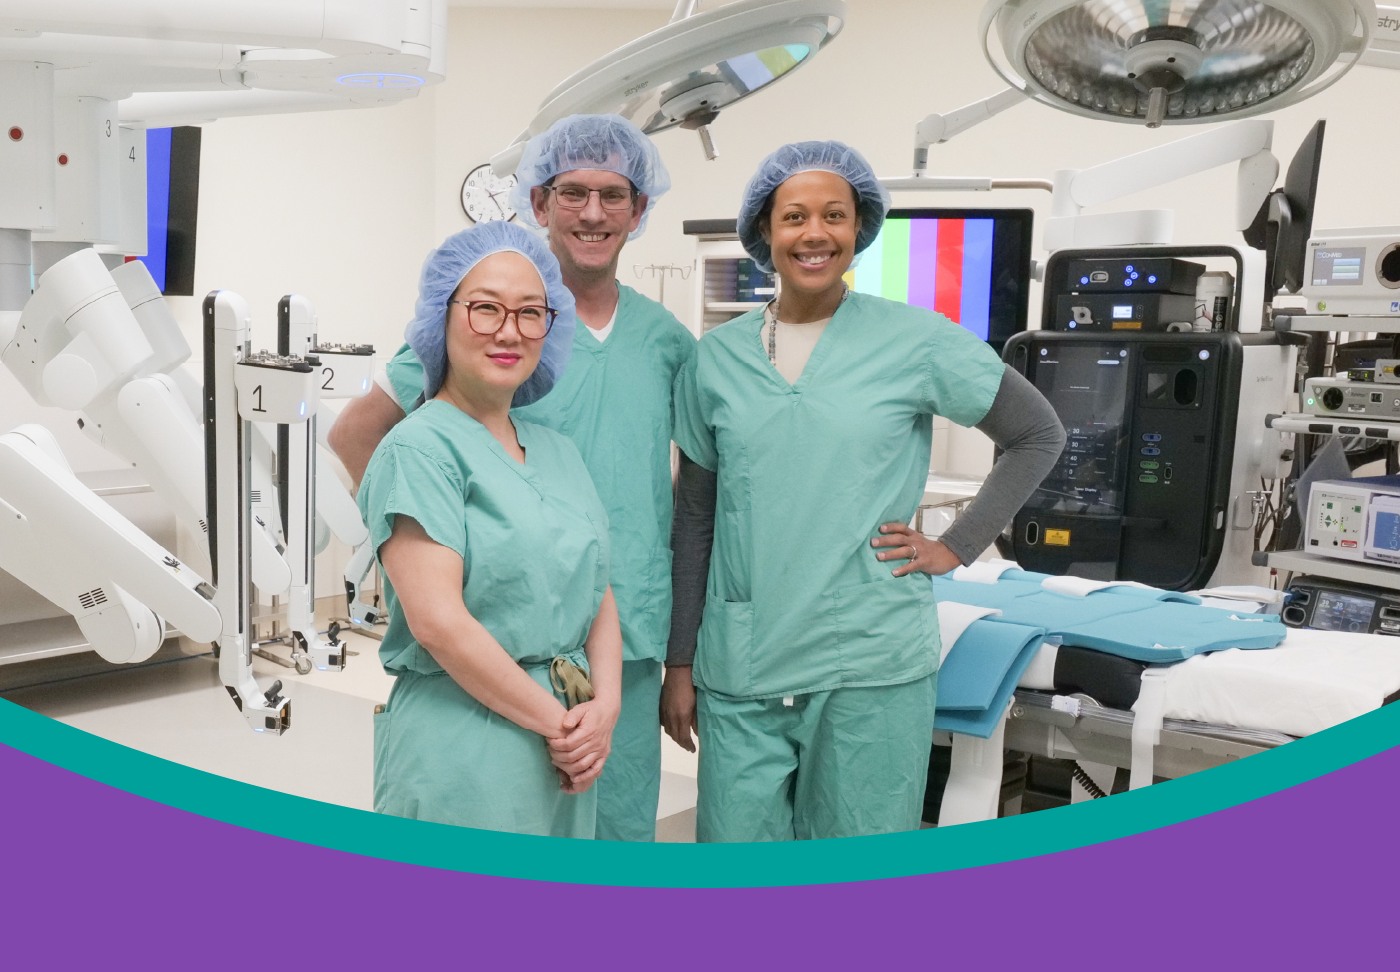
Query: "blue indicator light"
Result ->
[[1068, 321, 1077, 329], [1142, 433, 1162, 442], [1148, 274, 1158, 284], [1124, 279, 1134, 287], [1131, 272, 1139, 279], [1125, 265, 1135, 273], [1141, 447, 1161, 456], [1080, 276, 1090, 285]]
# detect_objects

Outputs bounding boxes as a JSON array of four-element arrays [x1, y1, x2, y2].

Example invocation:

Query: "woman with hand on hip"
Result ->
[[360, 220, 621, 837], [664, 142, 1064, 841]]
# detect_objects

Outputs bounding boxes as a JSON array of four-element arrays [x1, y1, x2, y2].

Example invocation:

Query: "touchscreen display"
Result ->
[[1311, 591, 1376, 633], [1311, 247, 1365, 287], [1026, 343, 1130, 516]]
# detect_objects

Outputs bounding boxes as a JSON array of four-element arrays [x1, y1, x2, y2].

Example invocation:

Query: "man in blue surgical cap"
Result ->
[[330, 114, 696, 842]]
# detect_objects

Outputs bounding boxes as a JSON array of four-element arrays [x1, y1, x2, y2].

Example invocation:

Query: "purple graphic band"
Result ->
[[1, 735, 1393, 967], [1, 695, 1397, 966]]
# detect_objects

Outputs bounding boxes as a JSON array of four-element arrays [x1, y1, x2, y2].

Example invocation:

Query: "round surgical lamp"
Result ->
[[979, 0, 1374, 128], [492, 0, 846, 174]]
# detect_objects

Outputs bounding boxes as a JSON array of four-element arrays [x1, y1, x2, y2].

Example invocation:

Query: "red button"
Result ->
[[7, 127, 21, 141]]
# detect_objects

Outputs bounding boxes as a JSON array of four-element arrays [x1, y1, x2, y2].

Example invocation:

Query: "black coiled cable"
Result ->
[[1072, 761, 1108, 800]]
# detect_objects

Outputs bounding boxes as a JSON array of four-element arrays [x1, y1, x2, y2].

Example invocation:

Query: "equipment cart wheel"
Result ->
[[294, 654, 313, 675]]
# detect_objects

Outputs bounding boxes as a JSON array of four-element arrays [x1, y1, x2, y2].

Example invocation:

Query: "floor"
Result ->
[[2, 629, 702, 842]]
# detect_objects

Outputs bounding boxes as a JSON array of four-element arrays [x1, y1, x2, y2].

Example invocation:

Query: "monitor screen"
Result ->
[[135, 126, 201, 296], [1311, 591, 1375, 633], [1311, 247, 1365, 287], [1025, 342, 1131, 517], [845, 208, 1033, 349]]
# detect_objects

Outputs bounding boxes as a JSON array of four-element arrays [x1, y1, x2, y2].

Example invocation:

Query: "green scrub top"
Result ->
[[357, 399, 610, 675], [384, 284, 696, 664], [672, 290, 1005, 701]]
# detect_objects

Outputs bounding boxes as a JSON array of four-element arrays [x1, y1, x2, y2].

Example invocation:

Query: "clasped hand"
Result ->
[[547, 696, 620, 794]]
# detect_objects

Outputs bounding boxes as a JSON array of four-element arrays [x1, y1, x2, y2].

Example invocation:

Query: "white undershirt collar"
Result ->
[[588, 303, 618, 343]]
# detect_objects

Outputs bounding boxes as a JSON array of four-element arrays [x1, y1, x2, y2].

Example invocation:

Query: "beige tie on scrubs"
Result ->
[[550, 656, 596, 709]]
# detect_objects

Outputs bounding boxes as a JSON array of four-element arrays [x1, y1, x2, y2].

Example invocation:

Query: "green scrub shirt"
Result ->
[[672, 290, 1005, 701], [384, 284, 694, 842], [358, 400, 609, 836], [384, 284, 695, 664]]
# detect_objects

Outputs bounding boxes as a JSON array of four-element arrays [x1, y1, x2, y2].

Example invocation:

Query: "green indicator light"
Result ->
[[1307, 398, 1315, 405]]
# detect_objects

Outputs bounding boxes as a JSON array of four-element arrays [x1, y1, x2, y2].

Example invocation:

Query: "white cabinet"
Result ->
[[684, 219, 775, 339]]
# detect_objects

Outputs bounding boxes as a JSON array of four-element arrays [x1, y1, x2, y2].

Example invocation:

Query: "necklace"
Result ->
[[766, 285, 848, 364]]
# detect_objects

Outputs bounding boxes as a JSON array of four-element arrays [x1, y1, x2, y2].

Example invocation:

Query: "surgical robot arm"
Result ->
[[276, 293, 380, 645], [204, 289, 332, 732], [0, 250, 292, 597], [0, 424, 222, 664], [271, 296, 377, 667]]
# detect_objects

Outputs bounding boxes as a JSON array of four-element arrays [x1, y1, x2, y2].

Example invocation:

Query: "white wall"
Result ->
[[18, 0, 1400, 470], [176, 1, 1400, 353], [5, 0, 1398, 618]]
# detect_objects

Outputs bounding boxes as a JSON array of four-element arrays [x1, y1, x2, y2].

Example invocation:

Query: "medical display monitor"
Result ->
[[845, 208, 1033, 349], [137, 126, 202, 297]]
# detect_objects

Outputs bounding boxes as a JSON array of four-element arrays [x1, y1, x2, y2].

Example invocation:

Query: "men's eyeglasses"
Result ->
[[448, 300, 558, 340], [543, 183, 638, 211]]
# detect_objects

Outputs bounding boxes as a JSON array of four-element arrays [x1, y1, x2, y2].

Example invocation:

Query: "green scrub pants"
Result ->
[[695, 673, 936, 842], [594, 658, 663, 842], [374, 667, 595, 838]]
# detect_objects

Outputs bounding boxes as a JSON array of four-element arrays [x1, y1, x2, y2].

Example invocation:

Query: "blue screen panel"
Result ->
[[141, 127, 172, 292]]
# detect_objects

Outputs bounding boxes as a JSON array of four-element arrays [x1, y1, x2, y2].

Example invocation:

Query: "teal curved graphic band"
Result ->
[[2, 696, 1396, 888]]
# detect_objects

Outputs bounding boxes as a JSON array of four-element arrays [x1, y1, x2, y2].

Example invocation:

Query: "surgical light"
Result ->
[[492, 0, 846, 173], [979, 0, 1374, 128]]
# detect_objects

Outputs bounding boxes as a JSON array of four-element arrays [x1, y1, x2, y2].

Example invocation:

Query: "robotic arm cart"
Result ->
[[271, 294, 375, 672], [0, 424, 221, 665], [204, 290, 318, 733]]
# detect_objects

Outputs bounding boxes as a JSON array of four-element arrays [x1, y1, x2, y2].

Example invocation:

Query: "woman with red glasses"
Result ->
[[358, 221, 622, 837]]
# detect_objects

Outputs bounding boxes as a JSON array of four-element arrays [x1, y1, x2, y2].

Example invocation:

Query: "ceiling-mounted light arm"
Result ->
[[911, 86, 1028, 175], [1361, 5, 1400, 67], [671, 0, 702, 22], [1065, 119, 1275, 215], [1040, 119, 1276, 250], [879, 175, 1053, 193]]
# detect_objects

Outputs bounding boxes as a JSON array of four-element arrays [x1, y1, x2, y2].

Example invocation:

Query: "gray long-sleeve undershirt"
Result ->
[[666, 363, 1066, 667]]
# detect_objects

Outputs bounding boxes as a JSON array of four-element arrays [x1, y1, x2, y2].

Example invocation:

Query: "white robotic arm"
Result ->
[[309, 348, 378, 630], [0, 424, 221, 664], [274, 295, 376, 669], [2, 250, 293, 596]]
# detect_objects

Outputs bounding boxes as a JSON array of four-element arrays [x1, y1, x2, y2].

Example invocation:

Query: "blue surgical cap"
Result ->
[[509, 114, 671, 241], [736, 141, 892, 273], [404, 221, 576, 407]]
